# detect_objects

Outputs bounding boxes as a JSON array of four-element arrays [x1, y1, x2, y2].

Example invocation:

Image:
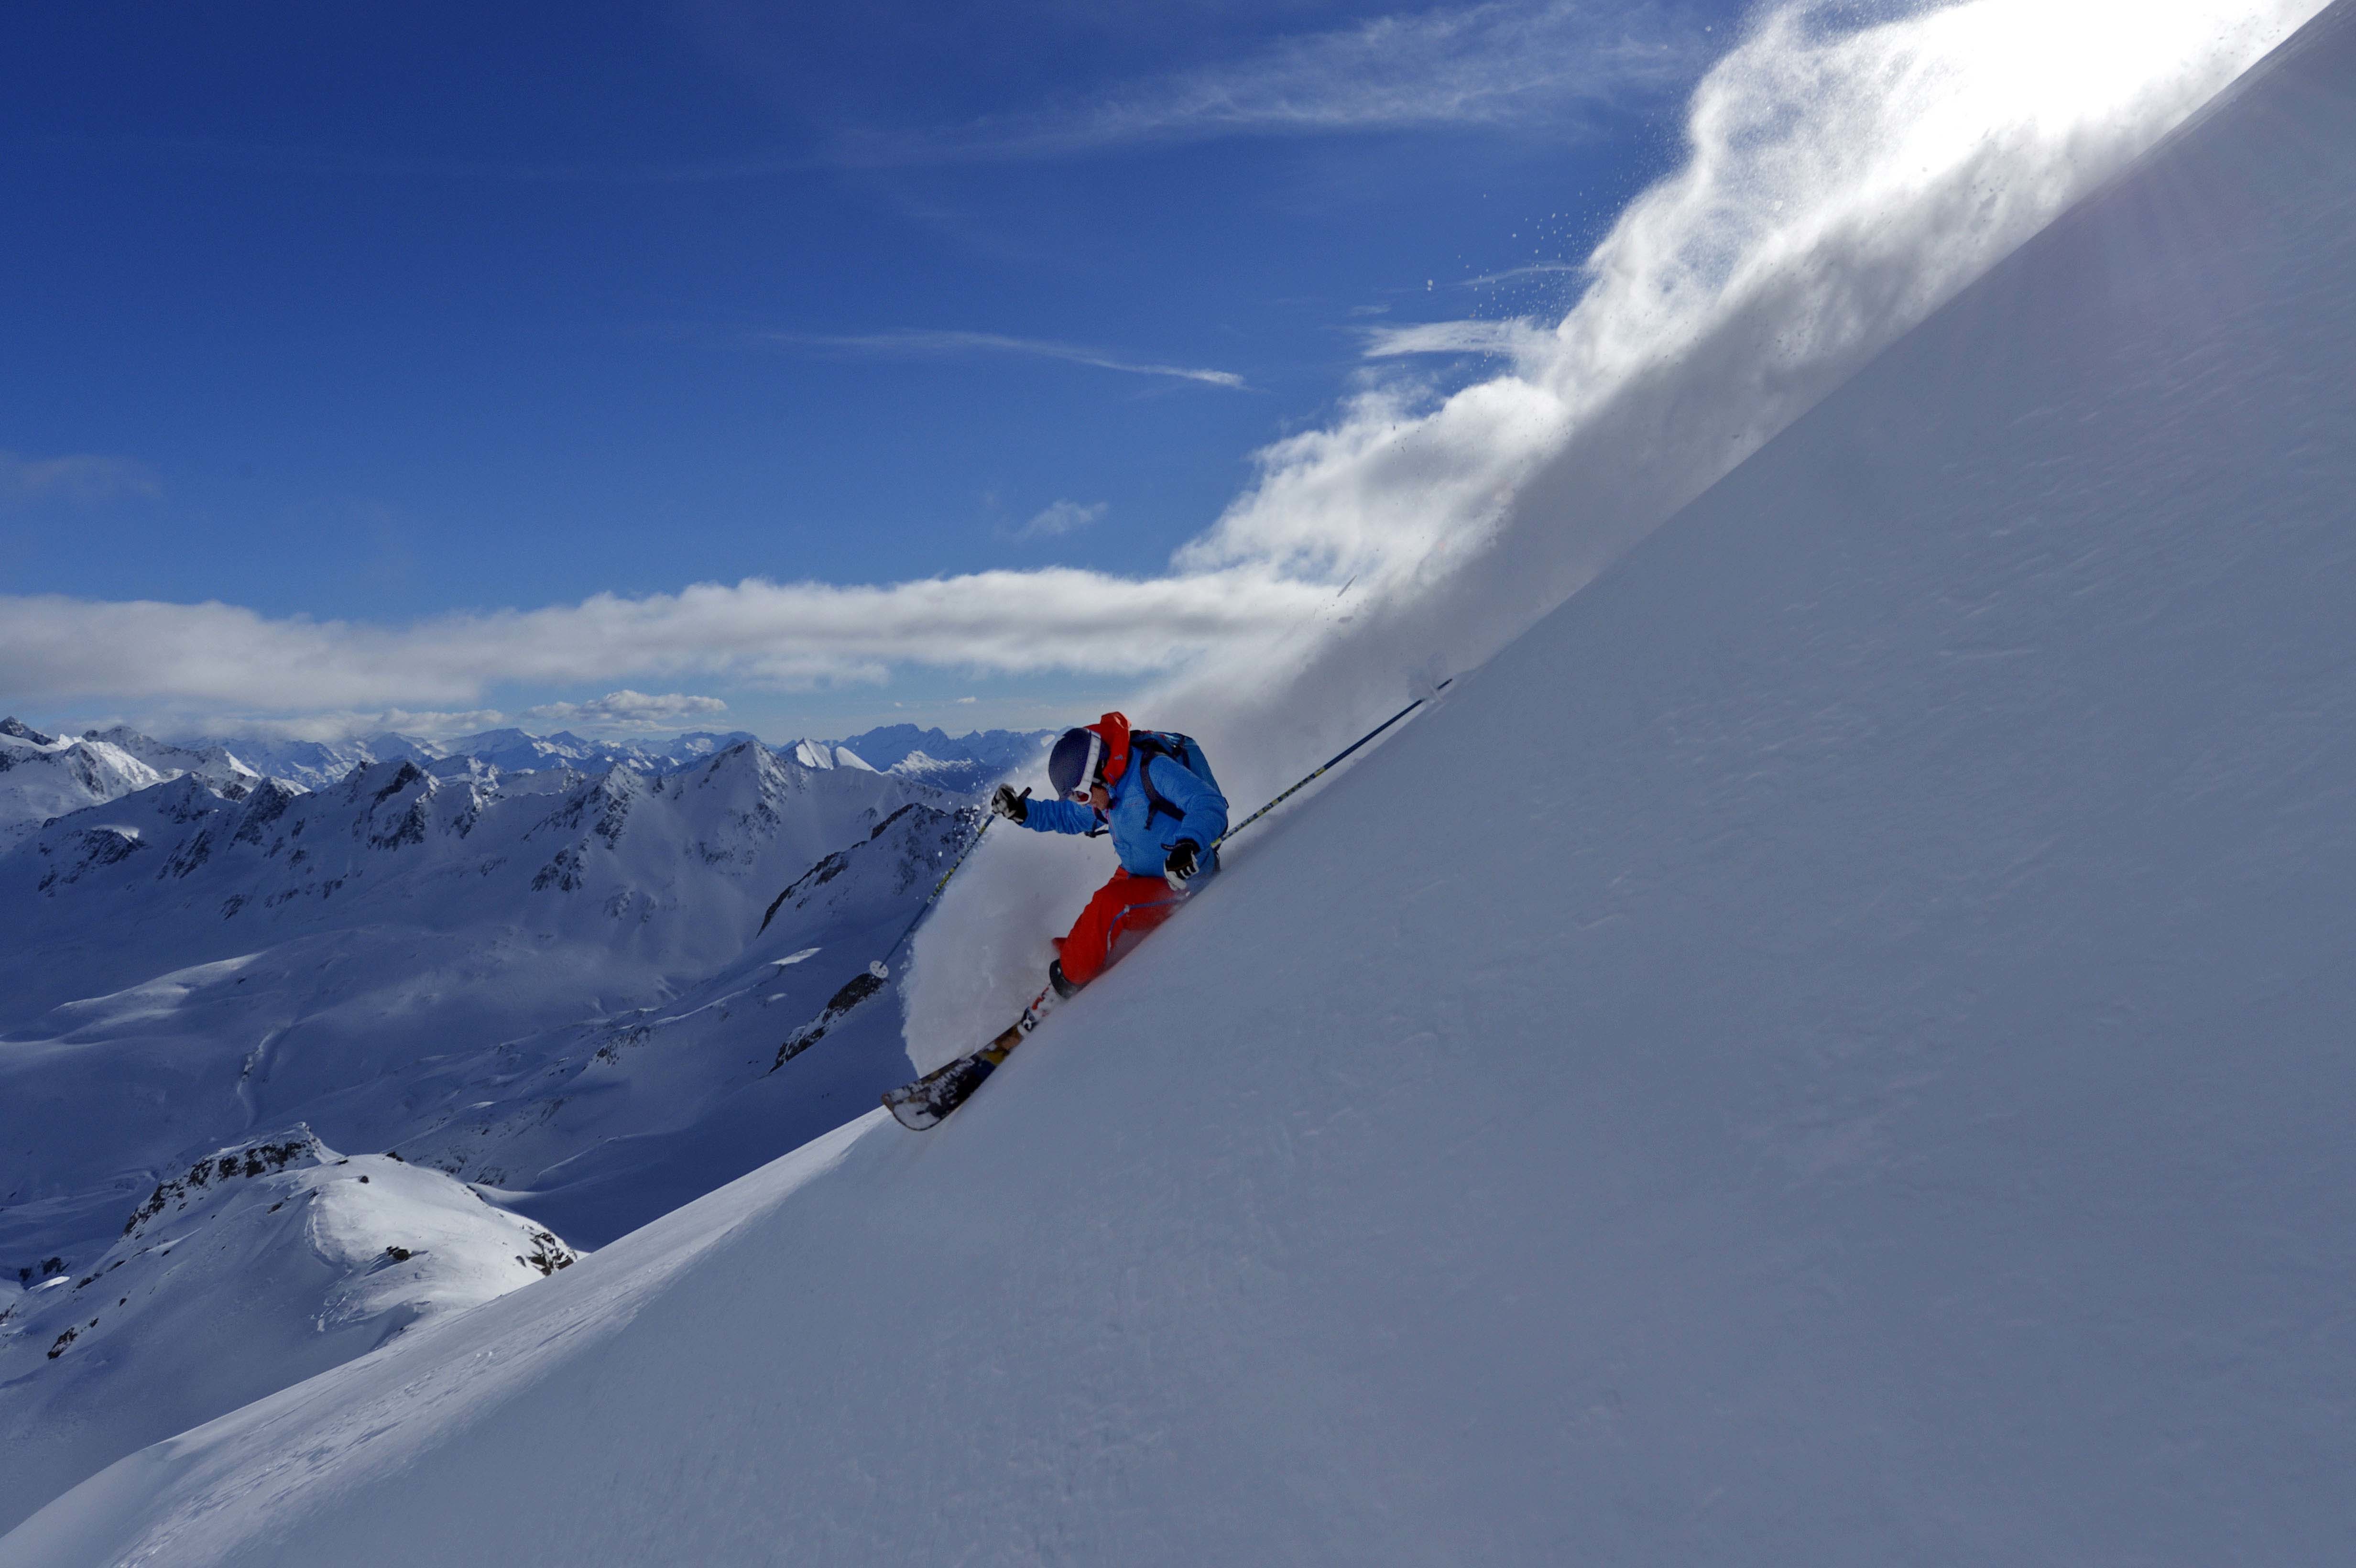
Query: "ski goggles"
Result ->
[[1062, 731, 1104, 802]]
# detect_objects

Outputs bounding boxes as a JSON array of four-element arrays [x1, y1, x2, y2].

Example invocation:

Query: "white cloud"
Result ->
[[773, 330, 1247, 390], [0, 569, 1334, 712], [0, 451, 163, 508], [1019, 501, 1108, 539], [845, 0, 1707, 163], [112, 708, 513, 745], [523, 691, 730, 730]]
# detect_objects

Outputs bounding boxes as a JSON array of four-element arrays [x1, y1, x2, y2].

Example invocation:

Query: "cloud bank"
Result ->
[[522, 691, 730, 730], [0, 569, 1333, 710]]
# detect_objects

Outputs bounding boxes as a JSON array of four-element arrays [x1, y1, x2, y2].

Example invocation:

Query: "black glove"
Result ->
[[990, 784, 1028, 824], [1163, 838, 1200, 891]]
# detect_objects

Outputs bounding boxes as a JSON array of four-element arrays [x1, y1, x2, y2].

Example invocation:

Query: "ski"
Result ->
[[881, 989, 1051, 1130]]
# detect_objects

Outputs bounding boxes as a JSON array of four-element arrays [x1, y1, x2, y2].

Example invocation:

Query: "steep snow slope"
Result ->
[[0, 1133, 575, 1534], [9, 6, 2351, 1563]]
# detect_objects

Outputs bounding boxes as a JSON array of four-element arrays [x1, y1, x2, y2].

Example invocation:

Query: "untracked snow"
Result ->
[[7, 3, 2352, 1562]]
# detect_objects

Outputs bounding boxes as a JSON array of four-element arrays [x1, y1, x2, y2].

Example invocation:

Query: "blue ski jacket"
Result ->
[[1021, 750, 1228, 880]]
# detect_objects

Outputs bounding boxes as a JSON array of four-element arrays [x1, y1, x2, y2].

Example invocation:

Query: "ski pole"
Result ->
[[1215, 680, 1451, 851], [868, 794, 1013, 979]]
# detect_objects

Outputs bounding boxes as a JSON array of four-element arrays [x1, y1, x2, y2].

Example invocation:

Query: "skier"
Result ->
[[989, 711, 1226, 1016], [882, 710, 1228, 1128]]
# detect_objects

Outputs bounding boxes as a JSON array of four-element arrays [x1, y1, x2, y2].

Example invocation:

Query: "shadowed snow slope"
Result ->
[[9, 6, 2356, 1563]]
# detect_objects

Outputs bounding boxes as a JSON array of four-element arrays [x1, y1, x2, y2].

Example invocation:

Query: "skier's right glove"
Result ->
[[1163, 838, 1200, 891], [990, 784, 1028, 824]]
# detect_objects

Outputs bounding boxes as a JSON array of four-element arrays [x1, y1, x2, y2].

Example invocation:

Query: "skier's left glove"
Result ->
[[1163, 838, 1200, 891], [990, 784, 1028, 824]]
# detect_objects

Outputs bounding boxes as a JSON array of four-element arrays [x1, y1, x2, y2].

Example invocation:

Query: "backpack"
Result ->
[[1125, 730, 1221, 833]]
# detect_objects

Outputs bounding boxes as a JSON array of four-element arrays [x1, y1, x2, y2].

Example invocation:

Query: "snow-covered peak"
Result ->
[[80, 726, 262, 791], [830, 723, 1053, 776], [0, 736, 168, 850], [207, 733, 441, 792], [0, 1129, 577, 1535], [0, 716, 60, 749], [781, 737, 860, 771]]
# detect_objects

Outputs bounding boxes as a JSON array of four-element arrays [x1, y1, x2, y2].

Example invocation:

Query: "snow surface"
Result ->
[[8, 2, 2352, 1561]]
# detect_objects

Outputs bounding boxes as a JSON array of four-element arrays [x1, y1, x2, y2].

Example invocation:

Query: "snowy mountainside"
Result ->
[[74, 728, 260, 795], [435, 726, 764, 776], [183, 731, 430, 792], [0, 721, 257, 851], [8, 6, 2348, 1561], [0, 726, 167, 850], [0, 742, 960, 1243], [0, 1130, 575, 1535], [0, 740, 977, 1525], [778, 737, 873, 772]]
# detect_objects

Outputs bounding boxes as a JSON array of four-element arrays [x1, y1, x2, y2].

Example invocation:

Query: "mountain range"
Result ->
[[0, 719, 1050, 846], [0, 733, 989, 1528]]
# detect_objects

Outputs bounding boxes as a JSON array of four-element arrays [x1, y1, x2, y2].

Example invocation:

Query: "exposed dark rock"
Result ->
[[123, 1135, 320, 1236], [771, 969, 887, 1072]]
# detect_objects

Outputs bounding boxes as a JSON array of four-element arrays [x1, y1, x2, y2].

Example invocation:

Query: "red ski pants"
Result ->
[[1057, 868, 1187, 987]]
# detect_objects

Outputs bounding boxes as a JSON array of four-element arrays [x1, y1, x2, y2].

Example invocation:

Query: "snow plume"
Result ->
[[899, 0, 2324, 1067]]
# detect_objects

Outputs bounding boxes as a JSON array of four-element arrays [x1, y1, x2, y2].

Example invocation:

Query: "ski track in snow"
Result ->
[[7, 2, 2355, 1561]]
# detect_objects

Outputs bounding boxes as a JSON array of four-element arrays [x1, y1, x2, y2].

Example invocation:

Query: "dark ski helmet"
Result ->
[[1047, 726, 1104, 802]]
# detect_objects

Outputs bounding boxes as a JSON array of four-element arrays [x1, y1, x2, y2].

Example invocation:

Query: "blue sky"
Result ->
[[1, 0, 1745, 741]]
